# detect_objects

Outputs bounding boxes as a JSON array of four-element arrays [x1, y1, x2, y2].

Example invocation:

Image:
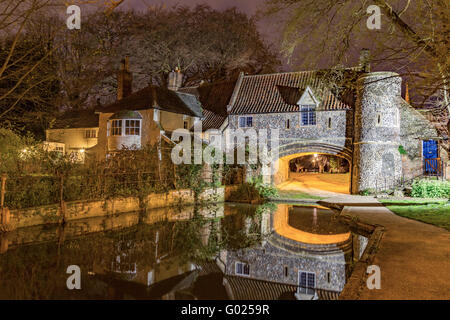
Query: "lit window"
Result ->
[[239, 116, 253, 128], [111, 120, 122, 136], [85, 129, 97, 138], [235, 262, 250, 276], [301, 105, 316, 126], [125, 120, 140, 135]]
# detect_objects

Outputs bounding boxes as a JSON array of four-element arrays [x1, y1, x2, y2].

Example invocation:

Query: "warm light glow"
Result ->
[[314, 153, 318, 158], [79, 149, 85, 153], [273, 205, 350, 245]]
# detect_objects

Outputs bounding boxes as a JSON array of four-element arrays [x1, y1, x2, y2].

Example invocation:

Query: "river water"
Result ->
[[0, 202, 367, 300]]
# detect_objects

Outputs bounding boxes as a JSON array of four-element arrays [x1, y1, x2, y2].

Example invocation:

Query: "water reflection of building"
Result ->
[[220, 204, 368, 300], [0, 203, 368, 300]]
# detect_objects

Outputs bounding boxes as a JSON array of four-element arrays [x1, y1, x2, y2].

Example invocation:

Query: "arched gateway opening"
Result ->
[[272, 143, 352, 195]]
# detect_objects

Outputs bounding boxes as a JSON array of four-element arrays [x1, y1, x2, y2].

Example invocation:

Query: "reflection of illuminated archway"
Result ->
[[272, 205, 351, 245]]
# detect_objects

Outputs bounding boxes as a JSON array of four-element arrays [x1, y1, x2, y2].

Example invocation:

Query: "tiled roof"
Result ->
[[223, 275, 340, 300], [229, 69, 361, 114], [97, 85, 202, 117], [201, 109, 227, 131], [50, 109, 99, 129]]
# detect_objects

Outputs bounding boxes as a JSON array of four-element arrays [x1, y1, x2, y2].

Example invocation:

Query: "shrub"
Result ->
[[411, 179, 450, 198], [229, 176, 278, 202], [249, 176, 279, 199], [5, 176, 59, 209]]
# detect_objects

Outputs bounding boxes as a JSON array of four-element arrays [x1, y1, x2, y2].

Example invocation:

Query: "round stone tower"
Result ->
[[351, 72, 403, 194]]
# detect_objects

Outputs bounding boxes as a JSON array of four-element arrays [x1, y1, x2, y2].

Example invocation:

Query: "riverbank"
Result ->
[[320, 195, 450, 300], [1, 186, 238, 231]]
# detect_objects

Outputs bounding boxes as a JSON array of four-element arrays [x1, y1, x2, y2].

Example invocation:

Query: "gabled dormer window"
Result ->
[[297, 86, 318, 126], [301, 105, 316, 126]]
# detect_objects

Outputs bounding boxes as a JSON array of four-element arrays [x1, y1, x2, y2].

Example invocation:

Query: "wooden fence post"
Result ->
[[59, 175, 66, 222], [1, 174, 6, 208], [1, 174, 10, 226]]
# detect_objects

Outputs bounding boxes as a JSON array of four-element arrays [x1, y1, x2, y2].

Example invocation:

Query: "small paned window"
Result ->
[[235, 262, 250, 276], [111, 120, 122, 136], [301, 105, 316, 126], [125, 120, 140, 135]]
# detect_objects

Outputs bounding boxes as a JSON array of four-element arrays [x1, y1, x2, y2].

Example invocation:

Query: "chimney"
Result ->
[[359, 49, 371, 73], [117, 57, 132, 100], [168, 67, 183, 91]]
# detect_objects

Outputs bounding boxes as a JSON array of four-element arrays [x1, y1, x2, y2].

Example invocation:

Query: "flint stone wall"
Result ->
[[352, 72, 403, 193]]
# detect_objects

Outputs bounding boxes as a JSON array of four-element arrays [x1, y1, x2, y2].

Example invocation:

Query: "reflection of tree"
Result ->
[[0, 203, 274, 298]]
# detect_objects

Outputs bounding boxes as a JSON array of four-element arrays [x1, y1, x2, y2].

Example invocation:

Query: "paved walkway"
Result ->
[[277, 173, 350, 197], [322, 195, 450, 300]]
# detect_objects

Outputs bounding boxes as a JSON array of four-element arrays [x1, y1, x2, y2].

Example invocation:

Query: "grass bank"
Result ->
[[384, 203, 450, 231], [277, 190, 324, 200], [378, 198, 448, 206]]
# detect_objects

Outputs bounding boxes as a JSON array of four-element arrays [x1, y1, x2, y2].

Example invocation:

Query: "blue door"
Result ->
[[423, 140, 439, 174]]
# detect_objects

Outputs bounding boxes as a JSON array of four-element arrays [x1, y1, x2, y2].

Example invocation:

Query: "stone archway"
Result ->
[[270, 142, 353, 194]]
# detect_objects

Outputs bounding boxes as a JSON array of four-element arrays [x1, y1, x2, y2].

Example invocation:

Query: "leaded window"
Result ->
[[239, 116, 253, 128], [235, 262, 250, 276], [111, 120, 122, 136], [125, 120, 140, 135], [298, 271, 315, 295], [301, 105, 316, 126]]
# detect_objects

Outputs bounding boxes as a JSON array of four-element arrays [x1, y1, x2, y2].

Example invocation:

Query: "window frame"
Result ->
[[238, 116, 253, 128], [85, 129, 97, 139], [125, 119, 141, 136], [300, 105, 316, 126], [111, 119, 123, 136], [235, 261, 250, 276], [298, 270, 316, 295]]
